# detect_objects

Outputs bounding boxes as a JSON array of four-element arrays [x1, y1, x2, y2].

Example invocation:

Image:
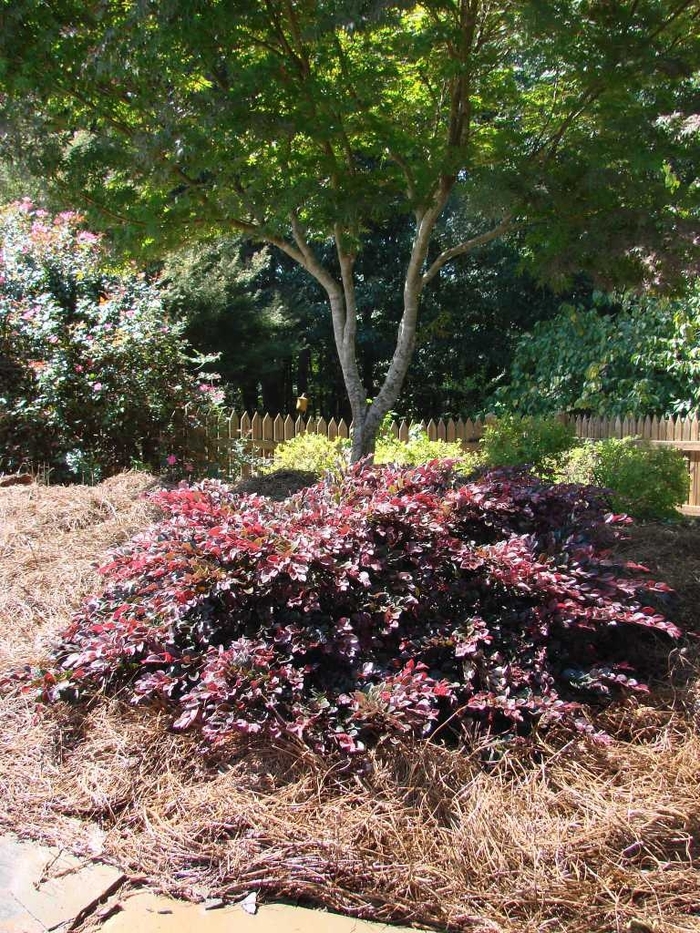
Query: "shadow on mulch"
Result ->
[[233, 469, 320, 501], [613, 518, 700, 634]]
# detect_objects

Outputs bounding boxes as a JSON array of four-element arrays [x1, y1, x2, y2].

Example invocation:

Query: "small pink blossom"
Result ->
[[166, 454, 178, 466], [74, 364, 84, 373], [124, 309, 136, 319], [47, 335, 58, 344], [92, 382, 103, 392], [183, 462, 194, 472], [76, 230, 100, 245]]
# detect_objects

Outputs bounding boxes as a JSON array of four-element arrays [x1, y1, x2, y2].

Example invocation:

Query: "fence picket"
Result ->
[[179, 407, 699, 511]]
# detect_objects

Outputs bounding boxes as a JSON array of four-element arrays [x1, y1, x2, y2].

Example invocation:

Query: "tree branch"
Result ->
[[422, 216, 514, 286], [335, 227, 358, 349], [387, 150, 418, 202], [289, 212, 342, 298]]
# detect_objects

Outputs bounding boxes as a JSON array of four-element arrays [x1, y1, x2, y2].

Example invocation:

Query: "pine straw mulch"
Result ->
[[1, 475, 699, 933]]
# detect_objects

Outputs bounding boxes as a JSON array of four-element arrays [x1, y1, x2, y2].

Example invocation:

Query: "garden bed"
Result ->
[[0, 473, 698, 933]]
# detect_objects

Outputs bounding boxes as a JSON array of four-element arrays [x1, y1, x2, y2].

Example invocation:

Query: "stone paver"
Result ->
[[1, 836, 425, 933], [0, 836, 125, 932], [102, 892, 416, 933]]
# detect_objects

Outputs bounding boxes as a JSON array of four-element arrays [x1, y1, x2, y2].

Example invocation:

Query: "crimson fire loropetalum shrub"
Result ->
[[43, 463, 680, 756]]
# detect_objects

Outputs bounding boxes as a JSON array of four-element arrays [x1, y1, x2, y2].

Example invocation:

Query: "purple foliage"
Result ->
[[40, 463, 679, 755]]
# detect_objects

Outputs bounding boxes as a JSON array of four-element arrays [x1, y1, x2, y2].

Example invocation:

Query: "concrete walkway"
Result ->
[[0, 836, 421, 933]]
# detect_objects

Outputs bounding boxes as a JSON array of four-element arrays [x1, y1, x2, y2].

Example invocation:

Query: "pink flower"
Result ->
[[48, 335, 58, 344], [166, 454, 178, 466], [74, 364, 84, 373], [76, 230, 100, 245], [184, 462, 194, 472], [92, 382, 103, 392]]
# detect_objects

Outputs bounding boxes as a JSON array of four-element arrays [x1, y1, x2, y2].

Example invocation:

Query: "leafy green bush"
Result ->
[[375, 424, 472, 468], [268, 432, 349, 474], [560, 438, 690, 521], [0, 200, 213, 481], [558, 441, 599, 486], [269, 421, 475, 474], [493, 288, 700, 419], [480, 414, 576, 477]]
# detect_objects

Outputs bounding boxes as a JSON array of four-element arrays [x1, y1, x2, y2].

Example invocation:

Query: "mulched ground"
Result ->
[[0, 472, 698, 933]]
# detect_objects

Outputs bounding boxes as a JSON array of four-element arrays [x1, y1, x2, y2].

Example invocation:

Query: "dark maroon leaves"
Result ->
[[38, 463, 680, 756]]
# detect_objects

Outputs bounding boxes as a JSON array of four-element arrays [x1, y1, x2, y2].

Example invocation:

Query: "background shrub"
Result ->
[[269, 422, 474, 474], [480, 414, 576, 477], [40, 463, 679, 758], [0, 200, 212, 481], [268, 432, 349, 474], [560, 438, 690, 521], [375, 423, 472, 468], [492, 287, 700, 418]]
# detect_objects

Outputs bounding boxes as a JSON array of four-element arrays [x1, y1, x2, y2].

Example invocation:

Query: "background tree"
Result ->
[[493, 285, 700, 418], [1, 1, 697, 458], [160, 238, 298, 412]]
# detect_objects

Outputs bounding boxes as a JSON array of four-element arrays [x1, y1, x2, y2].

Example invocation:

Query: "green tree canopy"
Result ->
[[160, 238, 298, 412], [1, 1, 697, 456], [493, 286, 700, 418]]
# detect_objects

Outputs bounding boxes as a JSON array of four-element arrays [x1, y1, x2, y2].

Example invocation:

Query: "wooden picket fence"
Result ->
[[173, 407, 700, 514]]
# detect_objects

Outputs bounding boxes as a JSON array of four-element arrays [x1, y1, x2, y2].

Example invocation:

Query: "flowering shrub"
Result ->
[[0, 200, 213, 480], [40, 463, 679, 756]]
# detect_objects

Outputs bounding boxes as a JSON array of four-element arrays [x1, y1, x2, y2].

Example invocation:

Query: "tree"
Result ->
[[492, 285, 700, 418], [1, 1, 697, 459], [160, 238, 298, 412]]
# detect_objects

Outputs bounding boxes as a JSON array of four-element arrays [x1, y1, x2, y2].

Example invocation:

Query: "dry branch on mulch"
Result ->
[[0, 475, 699, 933]]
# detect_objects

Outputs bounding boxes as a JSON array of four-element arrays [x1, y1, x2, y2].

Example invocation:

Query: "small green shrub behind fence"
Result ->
[[166, 406, 700, 514]]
